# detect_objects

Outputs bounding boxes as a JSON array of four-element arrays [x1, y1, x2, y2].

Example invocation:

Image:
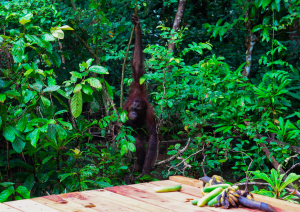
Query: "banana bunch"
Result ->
[[213, 187, 254, 209], [204, 175, 225, 187]]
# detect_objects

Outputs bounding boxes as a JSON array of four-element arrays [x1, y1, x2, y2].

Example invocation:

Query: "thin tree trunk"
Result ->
[[242, 3, 259, 78], [69, 0, 77, 11], [168, 0, 187, 52]]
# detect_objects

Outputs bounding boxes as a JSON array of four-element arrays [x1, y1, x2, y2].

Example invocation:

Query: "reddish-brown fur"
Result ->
[[123, 15, 157, 175]]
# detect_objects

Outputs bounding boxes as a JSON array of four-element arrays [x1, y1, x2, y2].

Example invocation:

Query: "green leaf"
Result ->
[[51, 29, 64, 39], [57, 89, 70, 99], [252, 25, 262, 32], [71, 91, 82, 118], [105, 81, 113, 98], [16, 116, 27, 132], [57, 119, 72, 130], [55, 110, 67, 116], [70, 71, 83, 79], [271, 1, 280, 11], [139, 76, 146, 84], [0, 187, 13, 203], [120, 111, 128, 123], [59, 173, 73, 182], [26, 129, 40, 147], [0, 78, 5, 88], [252, 171, 274, 187], [262, 0, 272, 8], [23, 89, 36, 103], [24, 69, 34, 77], [5, 90, 20, 98], [120, 144, 128, 156], [127, 135, 135, 143], [42, 34, 55, 41], [73, 84, 83, 93], [89, 65, 109, 74], [56, 124, 67, 141], [0, 182, 14, 187], [12, 38, 25, 63], [127, 142, 136, 152], [57, 25, 74, 31], [286, 92, 300, 100], [216, 18, 223, 27], [42, 155, 54, 164], [86, 58, 94, 67], [41, 96, 51, 107], [82, 85, 93, 95], [19, 13, 33, 25], [43, 85, 60, 92], [3, 125, 16, 142], [279, 173, 300, 191], [47, 51, 61, 68], [24, 174, 34, 191], [0, 94, 6, 103], [86, 78, 102, 89], [16, 186, 30, 199], [12, 138, 26, 153]]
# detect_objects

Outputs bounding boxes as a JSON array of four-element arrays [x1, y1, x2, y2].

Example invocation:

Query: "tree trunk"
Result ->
[[168, 0, 187, 52], [242, 3, 259, 78]]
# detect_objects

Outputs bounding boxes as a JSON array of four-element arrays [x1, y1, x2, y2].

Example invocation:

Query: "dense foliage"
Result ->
[[0, 0, 300, 203]]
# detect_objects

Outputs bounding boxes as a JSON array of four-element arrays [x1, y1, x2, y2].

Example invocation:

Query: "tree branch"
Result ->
[[154, 138, 191, 167]]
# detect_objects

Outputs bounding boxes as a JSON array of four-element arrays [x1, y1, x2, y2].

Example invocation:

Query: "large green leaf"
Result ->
[[19, 13, 33, 25], [127, 142, 136, 152], [89, 65, 109, 74], [252, 171, 274, 188], [270, 169, 282, 190], [43, 85, 60, 92], [51, 29, 64, 39], [3, 125, 16, 142], [41, 96, 51, 107], [86, 78, 102, 89], [24, 174, 35, 191], [0, 186, 13, 203], [262, 0, 272, 8], [12, 38, 25, 63], [26, 128, 40, 147], [57, 25, 74, 30], [12, 138, 26, 153], [279, 173, 300, 191], [105, 81, 113, 98], [16, 186, 30, 199], [47, 51, 61, 67], [42, 33, 55, 41], [0, 94, 6, 103], [71, 91, 82, 118]]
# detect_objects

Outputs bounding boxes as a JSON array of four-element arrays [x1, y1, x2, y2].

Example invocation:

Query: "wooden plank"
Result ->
[[149, 180, 203, 198], [0, 203, 22, 212], [169, 176, 203, 189], [106, 185, 211, 212], [134, 182, 253, 212], [85, 190, 172, 212], [5, 199, 59, 212], [32, 195, 98, 212], [169, 176, 297, 212], [59, 191, 141, 212]]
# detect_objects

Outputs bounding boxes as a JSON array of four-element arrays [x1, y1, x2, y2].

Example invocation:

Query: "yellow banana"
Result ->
[[228, 193, 239, 203]]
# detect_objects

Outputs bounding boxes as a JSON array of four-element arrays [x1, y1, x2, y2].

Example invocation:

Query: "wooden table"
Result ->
[[1, 176, 299, 212]]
